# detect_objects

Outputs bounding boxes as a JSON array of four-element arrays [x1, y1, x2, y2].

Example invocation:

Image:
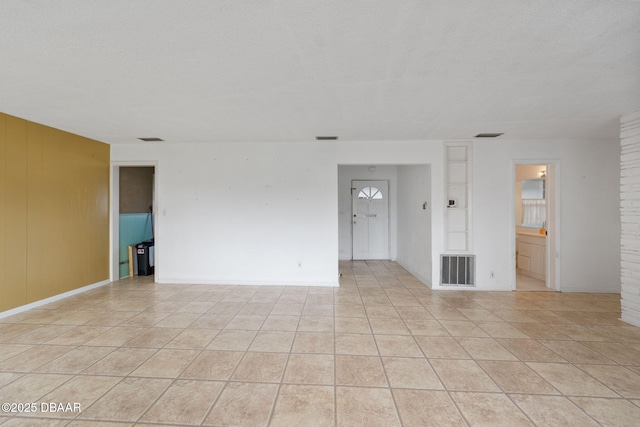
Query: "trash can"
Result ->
[[136, 240, 154, 276]]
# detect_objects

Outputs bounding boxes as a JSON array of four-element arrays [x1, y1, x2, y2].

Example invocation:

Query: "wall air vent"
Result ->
[[474, 133, 503, 138], [441, 255, 475, 286], [316, 136, 338, 140], [138, 137, 164, 142]]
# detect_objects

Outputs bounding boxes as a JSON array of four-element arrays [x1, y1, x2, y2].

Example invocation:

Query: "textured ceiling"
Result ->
[[1, 0, 639, 144]]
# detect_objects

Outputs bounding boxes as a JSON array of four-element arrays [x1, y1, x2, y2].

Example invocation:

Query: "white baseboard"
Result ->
[[0, 279, 111, 320], [157, 277, 340, 287]]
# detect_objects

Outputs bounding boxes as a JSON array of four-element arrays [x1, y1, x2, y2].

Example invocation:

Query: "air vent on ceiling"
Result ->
[[475, 133, 503, 138], [316, 136, 338, 140], [441, 255, 475, 286], [138, 137, 164, 142]]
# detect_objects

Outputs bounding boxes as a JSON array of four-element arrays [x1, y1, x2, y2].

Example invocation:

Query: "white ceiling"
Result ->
[[1, 0, 639, 144]]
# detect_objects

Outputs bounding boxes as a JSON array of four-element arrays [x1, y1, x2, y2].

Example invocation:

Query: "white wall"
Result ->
[[337, 165, 398, 260], [473, 139, 620, 292], [397, 165, 432, 285], [112, 137, 620, 293], [621, 110, 640, 327]]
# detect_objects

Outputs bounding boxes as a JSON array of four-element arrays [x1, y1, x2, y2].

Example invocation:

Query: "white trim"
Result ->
[[511, 159, 561, 292], [158, 278, 339, 287], [0, 279, 111, 320]]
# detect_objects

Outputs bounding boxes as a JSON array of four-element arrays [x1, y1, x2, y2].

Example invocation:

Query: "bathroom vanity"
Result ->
[[516, 232, 546, 281]]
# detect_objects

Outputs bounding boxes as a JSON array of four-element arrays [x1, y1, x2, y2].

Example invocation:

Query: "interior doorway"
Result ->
[[514, 162, 558, 291], [352, 180, 389, 260], [110, 162, 158, 282]]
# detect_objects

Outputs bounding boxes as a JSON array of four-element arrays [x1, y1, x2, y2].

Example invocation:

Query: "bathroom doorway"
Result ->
[[514, 162, 558, 291]]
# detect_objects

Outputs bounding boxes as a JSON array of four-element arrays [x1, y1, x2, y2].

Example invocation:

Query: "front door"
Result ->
[[352, 180, 389, 260]]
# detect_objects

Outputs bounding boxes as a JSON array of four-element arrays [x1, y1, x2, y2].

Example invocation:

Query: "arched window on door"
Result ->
[[358, 187, 383, 200]]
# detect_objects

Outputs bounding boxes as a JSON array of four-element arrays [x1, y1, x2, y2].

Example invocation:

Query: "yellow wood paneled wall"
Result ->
[[0, 113, 110, 312]]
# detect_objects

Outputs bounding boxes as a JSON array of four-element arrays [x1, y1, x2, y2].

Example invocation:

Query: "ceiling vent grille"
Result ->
[[441, 255, 475, 286]]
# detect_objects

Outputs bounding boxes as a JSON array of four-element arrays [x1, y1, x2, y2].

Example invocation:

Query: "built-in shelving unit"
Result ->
[[444, 143, 472, 252]]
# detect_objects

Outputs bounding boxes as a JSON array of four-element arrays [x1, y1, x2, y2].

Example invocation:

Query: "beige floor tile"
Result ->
[[510, 394, 599, 426], [570, 397, 640, 426], [581, 341, 640, 365], [82, 347, 156, 376], [382, 357, 443, 389], [0, 372, 23, 388], [83, 327, 144, 347], [270, 303, 304, 316], [39, 375, 121, 418], [430, 359, 500, 392], [335, 355, 388, 387], [336, 386, 400, 427], [9, 325, 76, 344], [369, 318, 410, 335], [0, 345, 75, 372], [511, 322, 571, 339], [164, 328, 219, 349], [283, 353, 334, 385], [80, 377, 170, 421], [365, 305, 401, 319], [476, 321, 531, 339], [395, 306, 433, 320], [206, 329, 257, 351], [130, 348, 198, 378], [458, 308, 503, 322], [576, 364, 640, 398], [550, 324, 607, 341], [526, 362, 618, 397], [2, 419, 68, 427], [248, 330, 295, 352], [119, 312, 170, 328], [450, 392, 533, 426], [139, 379, 224, 424], [122, 328, 181, 348], [45, 326, 111, 346], [231, 352, 287, 383], [180, 350, 243, 380], [334, 304, 367, 318], [0, 373, 71, 402], [302, 304, 333, 317], [36, 346, 115, 374], [426, 307, 468, 320], [292, 332, 334, 353], [239, 302, 275, 315], [189, 314, 233, 329], [225, 314, 267, 330], [374, 335, 423, 357], [0, 344, 33, 362], [492, 309, 540, 323], [152, 312, 201, 328], [540, 340, 616, 364], [204, 382, 278, 427], [414, 336, 470, 359], [403, 319, 449, 336], [335, 333, 378, 356], [393, 389, 465, 427], [270, 384, 334, 427], [496, 338, 567, 362], [478, 361, 559, 394], [334, 317, 371, 334], [457, 337, 518, 361], [210, 302, 245, 315], [298, 316, 334, 332], [260, 315, 300, 331], [440, 320, 490, 338]]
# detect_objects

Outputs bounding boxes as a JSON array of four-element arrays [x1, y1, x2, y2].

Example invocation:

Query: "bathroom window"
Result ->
[[522, 199, 546, 227], [358, 187, 383, 200]]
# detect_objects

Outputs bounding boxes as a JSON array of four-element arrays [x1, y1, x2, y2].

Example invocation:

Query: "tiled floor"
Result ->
[[516, 273, 550, 292], [0, 260, 639, 426]]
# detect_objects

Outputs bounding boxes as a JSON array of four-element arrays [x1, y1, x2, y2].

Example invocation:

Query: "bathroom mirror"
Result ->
[[521, 179, 545, 199]]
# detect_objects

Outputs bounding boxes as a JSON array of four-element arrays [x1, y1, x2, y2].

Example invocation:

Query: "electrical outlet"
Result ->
[[490, 271, 495, 279]]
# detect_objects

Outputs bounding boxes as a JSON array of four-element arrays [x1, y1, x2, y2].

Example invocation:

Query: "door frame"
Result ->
[[351, 179, 390, 260], [510, 160, 561, 291], [110, 161, 159, 282]]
